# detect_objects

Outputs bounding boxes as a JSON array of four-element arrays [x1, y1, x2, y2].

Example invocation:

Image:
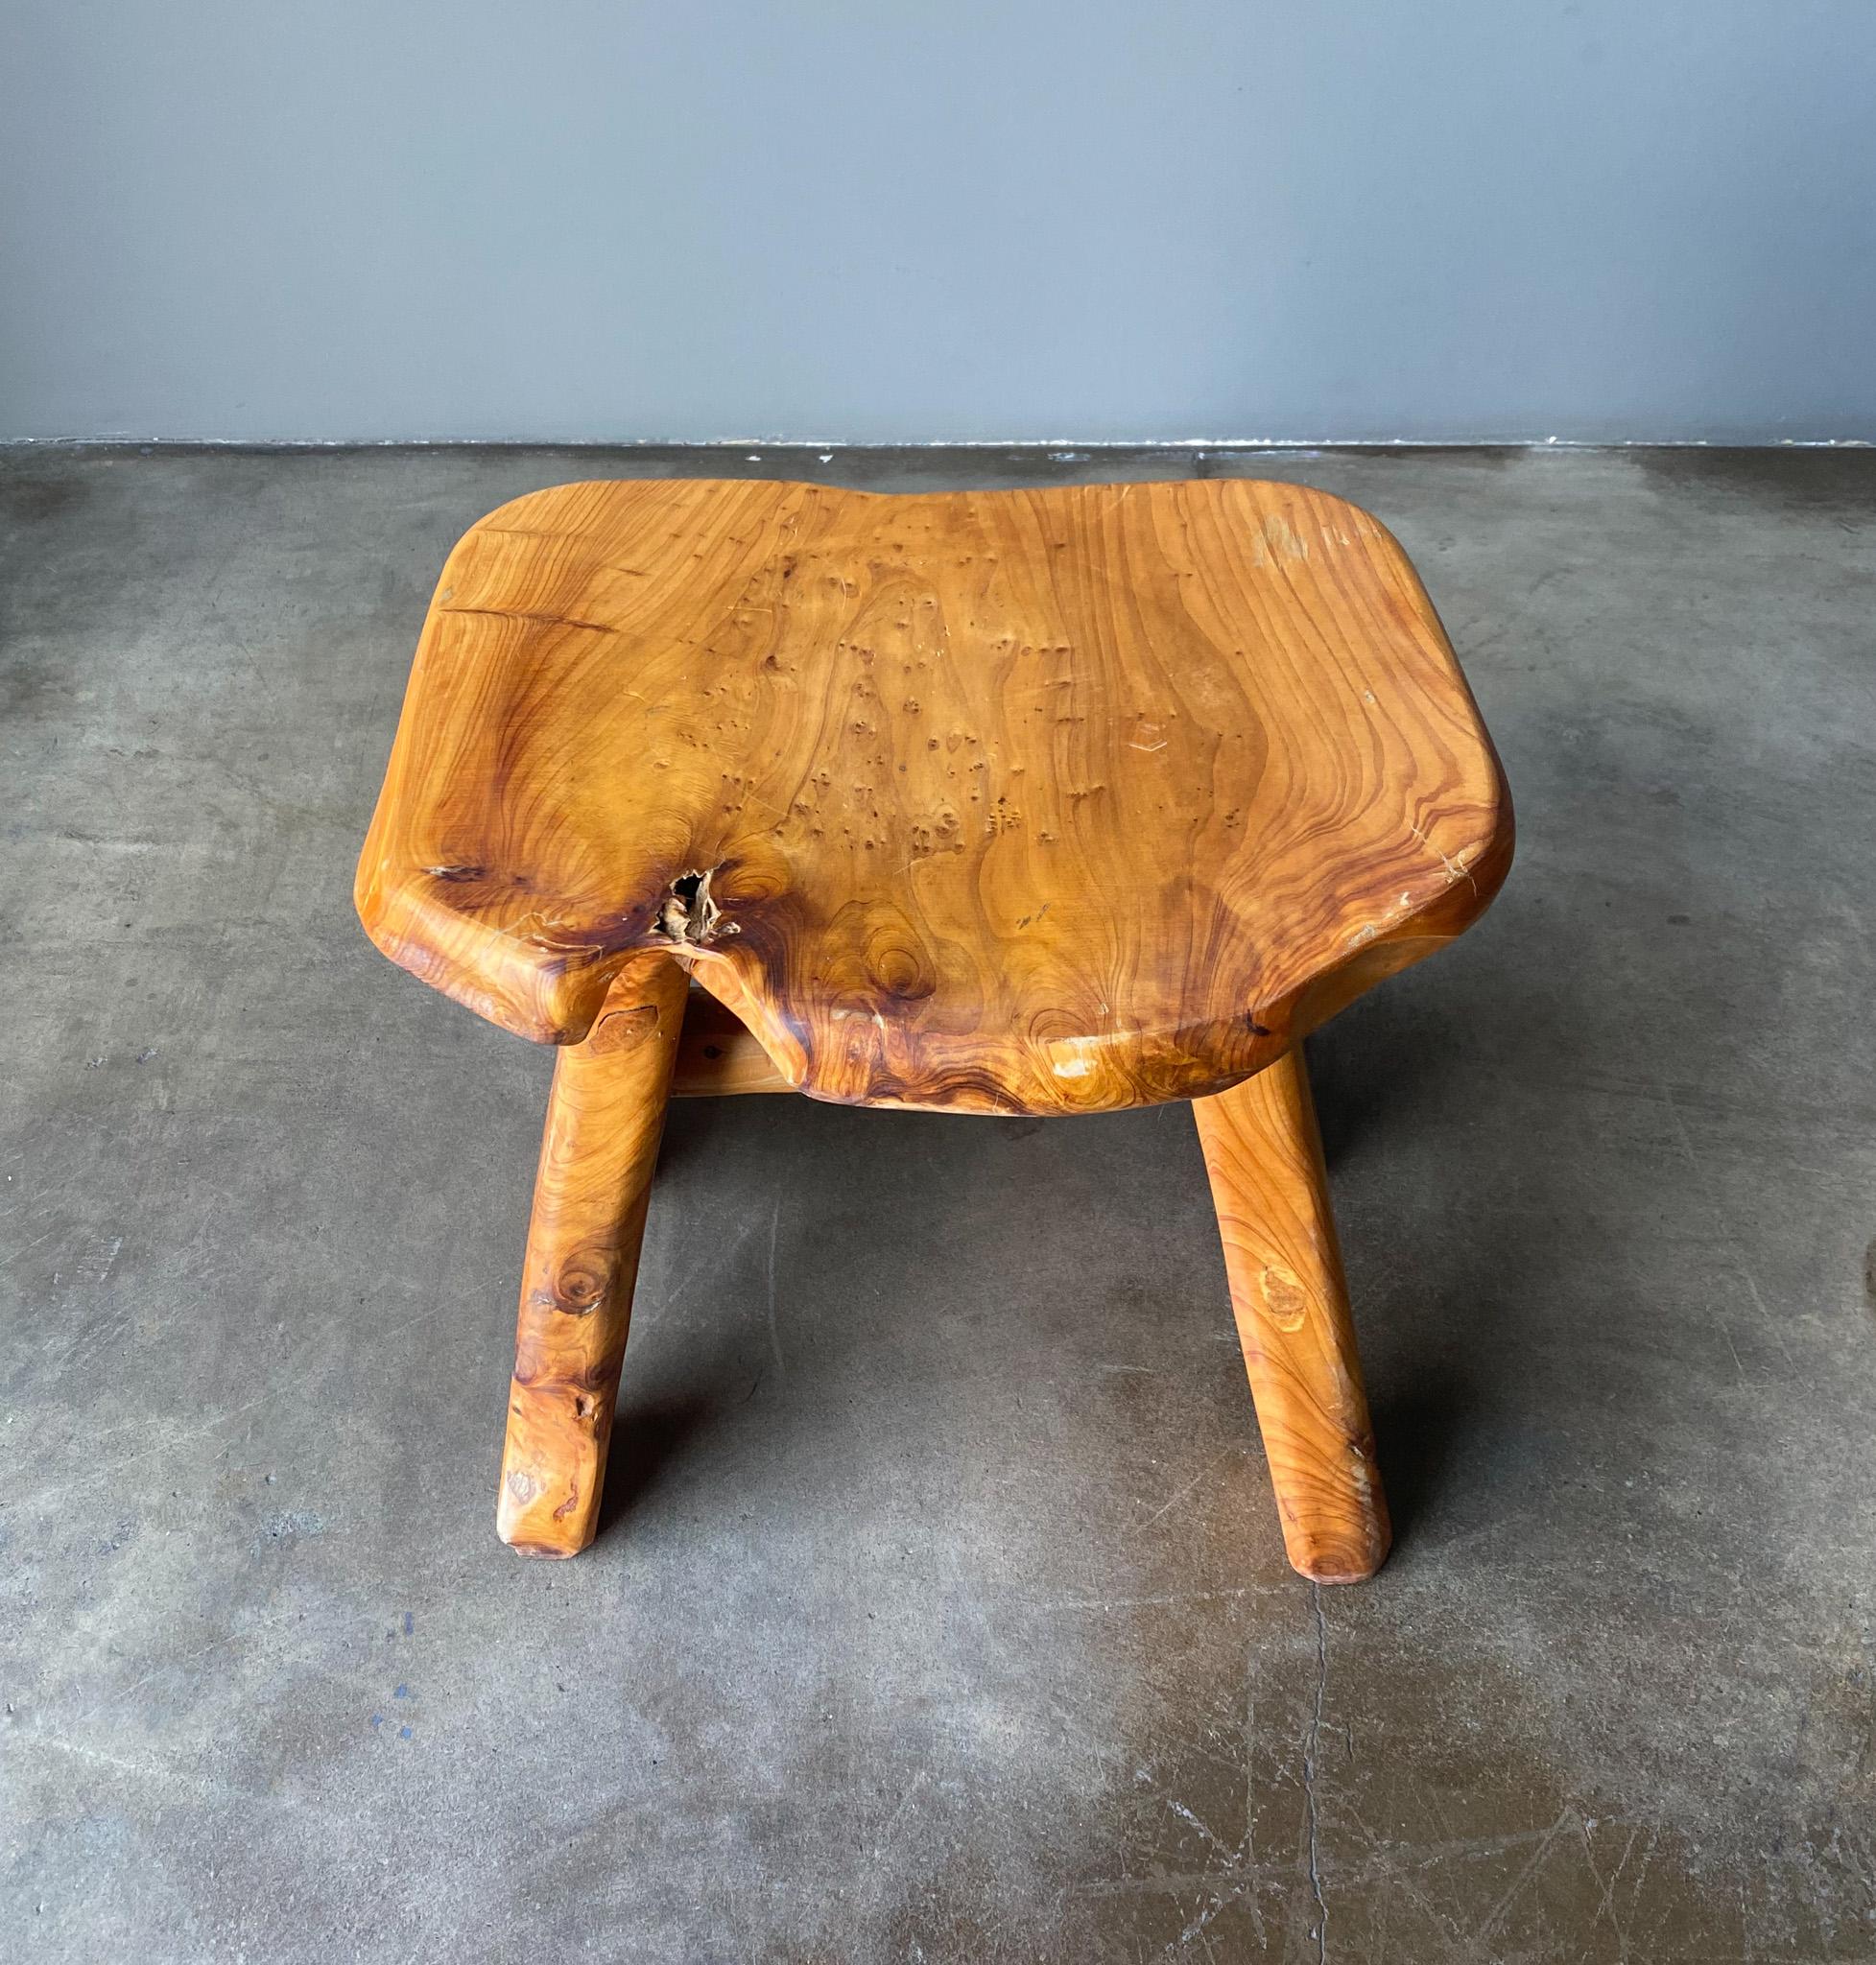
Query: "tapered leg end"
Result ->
[[495, 1394, 606, 1557], [1282, 1499, 1392, 1585]]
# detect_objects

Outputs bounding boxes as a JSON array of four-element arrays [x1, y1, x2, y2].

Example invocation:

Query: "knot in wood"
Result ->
[[656, 865, 738, 946], [533, 1249, 613, 1316]]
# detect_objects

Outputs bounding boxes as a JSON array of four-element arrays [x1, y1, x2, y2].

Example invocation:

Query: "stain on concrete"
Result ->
[[1633, 444, 1876, 516]]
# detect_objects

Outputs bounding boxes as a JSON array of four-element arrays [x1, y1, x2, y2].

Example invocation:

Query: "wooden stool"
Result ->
[[357, 479, 1512, 1579]]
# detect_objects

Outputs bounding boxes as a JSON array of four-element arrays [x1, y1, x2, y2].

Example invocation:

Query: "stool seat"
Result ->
[[358, 478, 1510, 1114]]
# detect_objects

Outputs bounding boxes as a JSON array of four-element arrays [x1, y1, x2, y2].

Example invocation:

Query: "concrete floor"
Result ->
[[2, 444, 1874, 1963]]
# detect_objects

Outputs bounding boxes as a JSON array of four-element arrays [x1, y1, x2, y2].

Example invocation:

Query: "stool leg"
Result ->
[[1192, 1048, 1391, 1583], [496, 954, 690, 1556]]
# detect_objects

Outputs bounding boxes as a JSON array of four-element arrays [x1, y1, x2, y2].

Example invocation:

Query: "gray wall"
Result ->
[[4, 2, 1873, 445]]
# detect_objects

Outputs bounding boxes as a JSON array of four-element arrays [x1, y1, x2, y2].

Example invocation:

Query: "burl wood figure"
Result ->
[[357, 478, 1511, 1579]]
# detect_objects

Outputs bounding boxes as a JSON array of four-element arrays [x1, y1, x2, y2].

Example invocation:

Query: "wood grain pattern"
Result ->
[[1193, 1047, 1390, 1582], [672, 985, 791, 1097], [496, 952, 689, 1555], [357, 478, 1511, 1115]]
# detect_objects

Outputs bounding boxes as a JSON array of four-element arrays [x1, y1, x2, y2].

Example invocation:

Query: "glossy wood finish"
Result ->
[[361, 476, 1511, 1571], [1194, 1047, 1389, 1582], [496, 953, 689, 1555], [357, 478, 1510, 1116]]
